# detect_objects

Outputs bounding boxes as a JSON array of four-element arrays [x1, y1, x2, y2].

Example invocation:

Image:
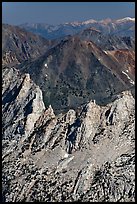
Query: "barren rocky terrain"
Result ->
[[2, 66, 135, 202], [2, 24, 51, 65], [2, 21, 135, 202]]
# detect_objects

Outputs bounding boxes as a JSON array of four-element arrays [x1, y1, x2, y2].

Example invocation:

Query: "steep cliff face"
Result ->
[[2, 67, 135, 202]]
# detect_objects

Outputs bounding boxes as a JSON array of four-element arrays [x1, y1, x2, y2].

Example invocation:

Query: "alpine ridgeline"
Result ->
[[2, 17, 135, 202]]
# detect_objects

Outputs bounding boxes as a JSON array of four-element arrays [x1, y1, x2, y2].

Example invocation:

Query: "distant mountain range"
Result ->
[[19, 17, 135, 39]]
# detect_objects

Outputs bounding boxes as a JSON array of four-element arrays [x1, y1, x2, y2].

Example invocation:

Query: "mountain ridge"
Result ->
[[2, 24, 51, 65], [2, 23, 135, 114], [2, 66, 135, 202], [2, 20, 135, 202], [19, 17, 135, 39], [16, 35, 135, 113]]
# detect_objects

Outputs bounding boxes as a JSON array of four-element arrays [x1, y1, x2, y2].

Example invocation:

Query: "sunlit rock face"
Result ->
[[2, 67, 135, 201]]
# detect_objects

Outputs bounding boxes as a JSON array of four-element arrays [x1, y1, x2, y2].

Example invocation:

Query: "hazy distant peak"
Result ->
[[18, 17, 135, 40], [99, 18, 112, 23], [82, 19, 97, 24]]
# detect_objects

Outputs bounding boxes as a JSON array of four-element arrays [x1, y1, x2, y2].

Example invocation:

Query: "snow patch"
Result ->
[[130, 80, 135, 85], [82, 19, 97, 24], [44, 63, 48, 68], [116, 17, 135, 23], [122, 71, 131, 80], [122, 71, 135, 85]]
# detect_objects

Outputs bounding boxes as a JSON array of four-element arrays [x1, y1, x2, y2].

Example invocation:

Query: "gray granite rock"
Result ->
[[2, 67, 135, 202]]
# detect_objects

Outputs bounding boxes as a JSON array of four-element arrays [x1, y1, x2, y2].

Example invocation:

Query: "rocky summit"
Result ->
[[2, 20, 135, 202], [17, 36, 135, 114]]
